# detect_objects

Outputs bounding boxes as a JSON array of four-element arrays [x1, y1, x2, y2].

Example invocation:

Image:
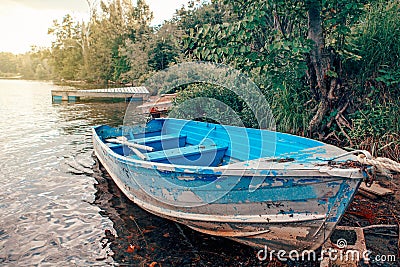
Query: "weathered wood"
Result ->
[[359, 183, 394, 197], [51, 87, 149, 101], [137, 93, 176, 114], [357, 189, 378, 200], [107, 138, 149, 160]]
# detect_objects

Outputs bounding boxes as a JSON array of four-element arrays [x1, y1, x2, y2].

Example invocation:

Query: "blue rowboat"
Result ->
[[93, 118, 366, 252]]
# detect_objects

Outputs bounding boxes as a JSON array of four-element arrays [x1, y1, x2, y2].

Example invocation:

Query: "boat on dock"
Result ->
[[92, 118, 367, 252]]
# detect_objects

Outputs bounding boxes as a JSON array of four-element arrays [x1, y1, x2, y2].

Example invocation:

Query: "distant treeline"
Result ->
[[0, 0, 399, 158], [0, 0, 185, 83], [0, 50, 51, 80]]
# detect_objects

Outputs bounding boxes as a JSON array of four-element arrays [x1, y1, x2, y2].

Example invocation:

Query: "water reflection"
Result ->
[[0, 80, 129, 265], [0, 80, 261, 266], [52, 101, 129, 134]]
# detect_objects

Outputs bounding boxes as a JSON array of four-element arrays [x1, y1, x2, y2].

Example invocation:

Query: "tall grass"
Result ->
[[267, 82, 311, 135], [347, 0, 400, 83], [346, 0, 400, 159]]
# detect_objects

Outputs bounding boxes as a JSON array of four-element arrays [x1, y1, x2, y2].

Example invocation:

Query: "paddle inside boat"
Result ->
[[93, 118, 368, 252]]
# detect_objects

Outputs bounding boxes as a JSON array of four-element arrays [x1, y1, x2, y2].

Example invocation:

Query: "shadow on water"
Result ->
[[91, 156, 281, 267], [51, 101, 130, 133]]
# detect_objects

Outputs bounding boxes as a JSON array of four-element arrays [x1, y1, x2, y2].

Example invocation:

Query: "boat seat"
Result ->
[[146, 142, 228, 167], [133, 133, 187, 151], [106, 133, 186, 151]]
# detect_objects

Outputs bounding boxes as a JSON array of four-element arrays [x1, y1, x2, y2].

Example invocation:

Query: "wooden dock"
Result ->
[[51, 87, 149, 102]]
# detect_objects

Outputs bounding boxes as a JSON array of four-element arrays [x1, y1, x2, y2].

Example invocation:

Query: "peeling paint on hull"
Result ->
[[92, 119, 364, 252]]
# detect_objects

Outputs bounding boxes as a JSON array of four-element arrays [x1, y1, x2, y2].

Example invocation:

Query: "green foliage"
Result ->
[[119, 39, 150, 85], [148, 40, 179, 71], [173, 83, 256, 127], [349, 103, 400, 158], [47, 0, 154, 83], [340, 0, 400, 157], [0, 50, 52, 80], [184, 0, 309, 72], [346, 0, 400, 84], [0, 52, 18, 74], [349, 102, 399, 142], [322, 0, 368, 51], [175, 1, 225, 32], [180, 0, 312, 131], [267, 83, 312, 134], [48, 14, 84, 80], [375, 68, 400, 86], [25, 48, 53, 80]]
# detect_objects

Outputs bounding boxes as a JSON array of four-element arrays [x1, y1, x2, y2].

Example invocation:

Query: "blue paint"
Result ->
[[146, 143, 227, 166], [68, 96, 78, 101], [92, 118, 364, 247], [134, 133, 186, 151], [326, 181, 357, 222], [52, 95, 62, 102]]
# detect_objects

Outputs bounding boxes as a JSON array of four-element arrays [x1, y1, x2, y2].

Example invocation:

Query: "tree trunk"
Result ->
[[306, 0, 331, 134]]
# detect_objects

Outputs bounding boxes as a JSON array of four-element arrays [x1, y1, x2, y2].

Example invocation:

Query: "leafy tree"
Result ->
[[46, 0, 153, 83], [305, 0, 369, 133], [181, 0, 311, 132], [181, 0, 379, 136], [0, 53, 18, 74], [84, 0, 153, 83], [148, 23, 182, 71], [48, 14, 84, 80], [119, 39, 150, 85]]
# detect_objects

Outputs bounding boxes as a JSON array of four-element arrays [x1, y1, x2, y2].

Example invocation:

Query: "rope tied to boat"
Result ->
[[356, 154, 400, 173], [356, 153, 400, 187], [327, 150, 400, 186], [329, 150, 400, 173]]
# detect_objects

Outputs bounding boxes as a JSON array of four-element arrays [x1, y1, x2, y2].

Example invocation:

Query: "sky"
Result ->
[[0, 0, 190, 54]]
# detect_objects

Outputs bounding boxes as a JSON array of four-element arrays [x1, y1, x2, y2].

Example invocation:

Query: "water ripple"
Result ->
[[0, 80, 128, 265]]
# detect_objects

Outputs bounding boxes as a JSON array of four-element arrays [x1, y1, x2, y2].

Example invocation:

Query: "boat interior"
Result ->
[[96, 118, 324, 167]]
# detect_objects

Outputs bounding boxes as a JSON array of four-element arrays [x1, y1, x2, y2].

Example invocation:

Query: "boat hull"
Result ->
[[93, 128, 362, 252]]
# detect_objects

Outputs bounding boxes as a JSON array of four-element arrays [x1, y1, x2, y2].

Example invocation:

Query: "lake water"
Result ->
[[0, 80, 261, 266], [0, 80, 132, 265]]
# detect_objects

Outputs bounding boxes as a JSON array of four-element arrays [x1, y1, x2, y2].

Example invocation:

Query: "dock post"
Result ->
[[56, 91, 69, 101]]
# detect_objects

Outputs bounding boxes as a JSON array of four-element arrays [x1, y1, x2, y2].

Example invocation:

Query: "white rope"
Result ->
[[357, 154, 400, 173], [327, 150, 400, 174]]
